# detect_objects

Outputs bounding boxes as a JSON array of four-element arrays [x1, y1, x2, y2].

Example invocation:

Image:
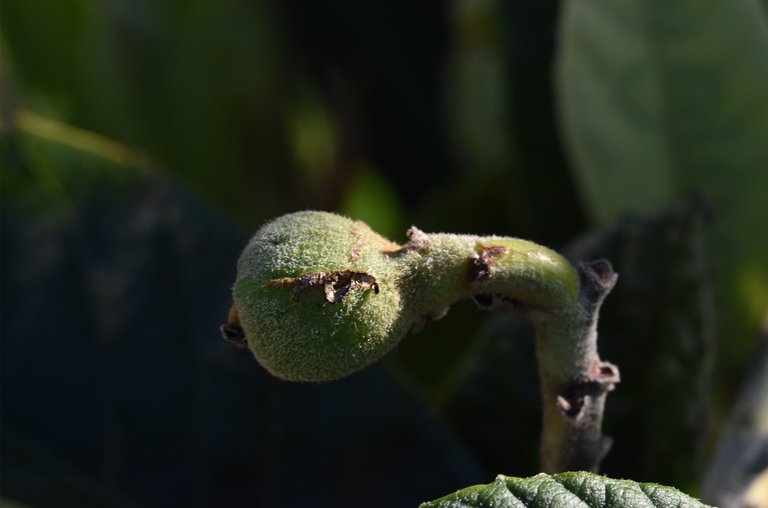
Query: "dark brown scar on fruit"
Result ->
[[349, 224, 365, 262], [220, 304, 247, 348], [469, 245, 507, 280], [267, 270, 380, 303]]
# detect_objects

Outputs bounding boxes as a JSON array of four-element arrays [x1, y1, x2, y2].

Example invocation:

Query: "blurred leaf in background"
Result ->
[[557, 0, 768, 393], [0, 113, 484, 508], [1, 0, 297, 220], [3, 0, 768, 505]]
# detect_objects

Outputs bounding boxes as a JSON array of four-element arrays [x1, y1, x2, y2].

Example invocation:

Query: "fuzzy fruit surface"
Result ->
[[234, 211, 406, 381]]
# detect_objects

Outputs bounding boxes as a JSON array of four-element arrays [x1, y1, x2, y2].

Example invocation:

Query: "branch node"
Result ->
[[406, 226, 430, 251], [589, 360, 621, 385], [578, 259, 617, 310], [556, 382, 599, 418]]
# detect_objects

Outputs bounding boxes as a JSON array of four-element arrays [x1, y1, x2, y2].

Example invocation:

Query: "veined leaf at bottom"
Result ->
[[420, 472, 712, 508]]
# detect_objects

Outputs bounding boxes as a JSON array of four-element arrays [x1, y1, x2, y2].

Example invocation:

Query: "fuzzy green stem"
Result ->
[[398, 233, 579, 312], [397, 232, 620, 472]]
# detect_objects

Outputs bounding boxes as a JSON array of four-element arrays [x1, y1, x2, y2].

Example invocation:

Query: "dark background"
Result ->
[[2, 0, 767, 506]]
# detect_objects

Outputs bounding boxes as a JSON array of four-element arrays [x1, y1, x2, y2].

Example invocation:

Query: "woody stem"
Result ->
[[535, 260, 620, 472]]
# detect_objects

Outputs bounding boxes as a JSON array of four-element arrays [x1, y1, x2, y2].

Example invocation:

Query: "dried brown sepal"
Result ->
[[220, 304, 248, 348], [267, 270, 380, 304], [469, 245, 508, 280], [405, 226, 430, 251]]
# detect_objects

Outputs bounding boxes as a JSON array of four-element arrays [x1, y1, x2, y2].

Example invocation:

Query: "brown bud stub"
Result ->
[[405, 226, 430, 251], [469, 245, 507, 281], [220, 304, 247, 348]]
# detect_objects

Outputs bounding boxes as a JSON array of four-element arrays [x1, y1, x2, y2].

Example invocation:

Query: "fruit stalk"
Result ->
[[227, 211, 620, 471]]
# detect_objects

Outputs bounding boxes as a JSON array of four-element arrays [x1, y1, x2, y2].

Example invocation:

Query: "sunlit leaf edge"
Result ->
[[420, 471, 713, 508]]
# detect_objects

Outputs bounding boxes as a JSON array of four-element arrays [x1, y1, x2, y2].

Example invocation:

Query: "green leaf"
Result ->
[[1, 0, 294, 222], [556, 0, 768, 386], [558, 0, 768, 223], [420, 472, 712, 508]]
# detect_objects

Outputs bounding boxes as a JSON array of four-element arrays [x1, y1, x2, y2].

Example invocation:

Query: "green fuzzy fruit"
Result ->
[[233, 211, 408, 381]]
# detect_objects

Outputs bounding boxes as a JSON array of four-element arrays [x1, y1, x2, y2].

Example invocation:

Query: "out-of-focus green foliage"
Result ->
[[2, 0, 767, 505], [1, 0, 294, 221], [702, 332, 768, 506], [557, 0, 768, 377], [338, 164, 405, 240], [1, 117, 484, 508]]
